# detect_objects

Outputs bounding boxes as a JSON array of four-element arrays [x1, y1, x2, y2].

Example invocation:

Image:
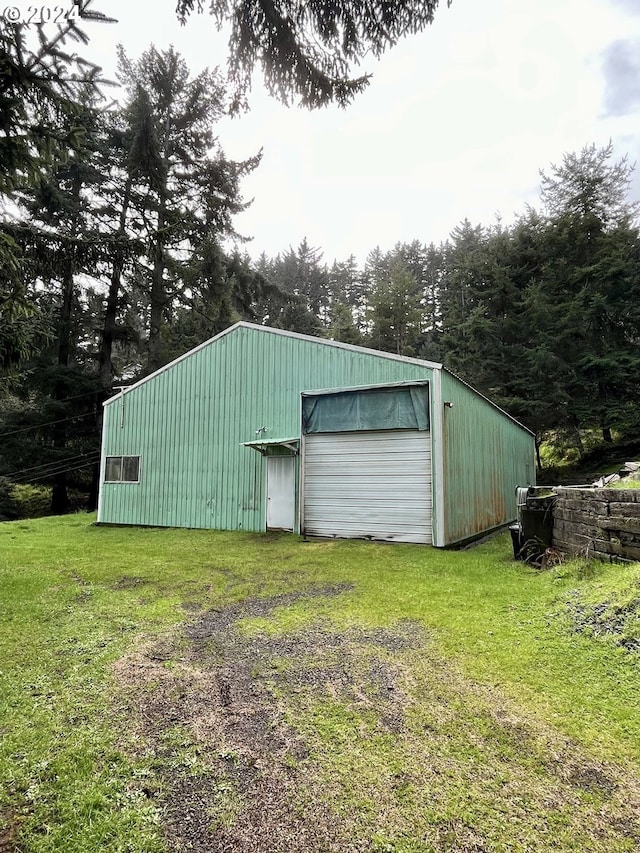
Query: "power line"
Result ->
[[10, 453, 100, 483], [0, 411, 97, 440], [0, 386, 126, 441], [5, 450, 101, 479], [10, 452, 101, 480], [14, 458, 99, 483], [53, 389, 110, 405]]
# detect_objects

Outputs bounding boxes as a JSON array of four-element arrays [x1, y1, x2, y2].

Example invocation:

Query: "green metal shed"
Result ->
[[98, 322, 535, 546]]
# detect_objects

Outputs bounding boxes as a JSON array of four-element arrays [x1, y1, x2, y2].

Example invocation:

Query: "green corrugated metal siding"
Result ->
[[440, 371, 535, 545], [99, 325, 435, 531]]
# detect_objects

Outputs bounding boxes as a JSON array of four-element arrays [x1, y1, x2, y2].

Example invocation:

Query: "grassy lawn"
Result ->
[[1, 515, 640, 851]]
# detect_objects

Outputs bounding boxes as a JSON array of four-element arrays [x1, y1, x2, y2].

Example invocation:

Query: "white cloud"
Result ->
[[72, 0, 640, 262]]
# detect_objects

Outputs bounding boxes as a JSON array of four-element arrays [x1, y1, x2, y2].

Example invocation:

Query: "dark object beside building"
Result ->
[[512, 487, 555, 562]]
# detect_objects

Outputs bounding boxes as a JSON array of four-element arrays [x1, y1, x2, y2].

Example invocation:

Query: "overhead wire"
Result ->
[[5, 450, 102, 479], [10, 454, 101, 483], [0, 392, 106, 481], [0, 387, 123, 441], [1, 389, 99, 408], [0, 411, 97, 439], [44, 388, 107, 405], [13, 458, 100, 483]]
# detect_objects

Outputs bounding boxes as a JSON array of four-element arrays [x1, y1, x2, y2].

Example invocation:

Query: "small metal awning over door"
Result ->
[[242, 437, 299, 533], [242, 437, 299, 456]]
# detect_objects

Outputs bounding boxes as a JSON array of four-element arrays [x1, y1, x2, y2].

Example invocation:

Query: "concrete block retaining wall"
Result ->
[[552, 487, 640, 563]]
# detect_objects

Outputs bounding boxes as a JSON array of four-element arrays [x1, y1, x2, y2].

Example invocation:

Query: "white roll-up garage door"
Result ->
[[303, 430, 432, 544]]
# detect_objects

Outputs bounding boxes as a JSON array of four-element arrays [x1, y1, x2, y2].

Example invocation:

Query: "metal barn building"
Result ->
[[97, 322, 535, 546]]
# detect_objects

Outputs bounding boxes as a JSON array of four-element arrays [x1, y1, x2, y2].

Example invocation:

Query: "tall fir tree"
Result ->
[[538, 143, 640, 446], [8, 88, 110, 512], [367, 258, 422, 356], [116, 45, 261, 372], [0, 16, 109, 380]]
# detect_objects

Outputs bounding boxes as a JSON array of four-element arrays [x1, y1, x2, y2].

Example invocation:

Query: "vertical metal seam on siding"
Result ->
[[431, 367, 445, 547], [297, 392, 304, 535], [96, 405, 109, 522], [299, 419, 308, 537]]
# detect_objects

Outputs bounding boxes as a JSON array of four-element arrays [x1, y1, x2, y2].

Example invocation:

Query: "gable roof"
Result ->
[[103, 321, 533, 436], [104, 322, 443, 407]]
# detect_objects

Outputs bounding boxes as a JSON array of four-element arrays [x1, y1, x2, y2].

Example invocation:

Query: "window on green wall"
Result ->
[[105, 456, 140, 483]]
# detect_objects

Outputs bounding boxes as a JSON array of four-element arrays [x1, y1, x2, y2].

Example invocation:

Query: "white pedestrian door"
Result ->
[[266, 456, 296, 531]]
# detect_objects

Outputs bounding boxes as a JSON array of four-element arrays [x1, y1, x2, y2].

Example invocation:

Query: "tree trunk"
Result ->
[[50, 250, 75, 515], [92, 178, 133, 511], [99, 179, 131, 390], [571, 414, 585, 459], [90, 258, 124, 510], [50, 171, 82, 515], [147, 110, 172, 373], [535, 436, 543, 472], [86, 460, 100, 512], [147, 218, 166, 373], [99, 258, 122, 389]]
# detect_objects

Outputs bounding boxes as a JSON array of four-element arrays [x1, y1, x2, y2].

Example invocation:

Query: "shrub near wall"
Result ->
[[553, 487, 640, 563], [0, 481, 52, 521]]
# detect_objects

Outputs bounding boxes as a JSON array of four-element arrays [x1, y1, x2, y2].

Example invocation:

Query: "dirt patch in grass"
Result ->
[[112, 575, 147, 590], [114, 582, 640, 853], [115, 583, 363, 852], [566, 589, 640, 652], [0, 810, 20, 853]]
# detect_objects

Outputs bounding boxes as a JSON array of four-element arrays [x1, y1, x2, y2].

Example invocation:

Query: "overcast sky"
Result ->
[[79, 0, 640, 263]]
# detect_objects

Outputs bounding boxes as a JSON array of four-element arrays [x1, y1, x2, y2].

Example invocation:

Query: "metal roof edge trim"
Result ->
[[442, 367, 535, 437], [238, 323, 443, 371], [301, 379, 431, 397]]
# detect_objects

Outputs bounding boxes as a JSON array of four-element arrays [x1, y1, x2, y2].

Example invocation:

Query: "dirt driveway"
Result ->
[[114, 583, 640, 853]]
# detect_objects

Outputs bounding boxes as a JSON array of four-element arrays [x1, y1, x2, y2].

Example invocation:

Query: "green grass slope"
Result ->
[[1, 515, 640, 852]]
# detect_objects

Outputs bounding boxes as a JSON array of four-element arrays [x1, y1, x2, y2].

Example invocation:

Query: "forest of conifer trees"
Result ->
[[1, 16, 639, 517]]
